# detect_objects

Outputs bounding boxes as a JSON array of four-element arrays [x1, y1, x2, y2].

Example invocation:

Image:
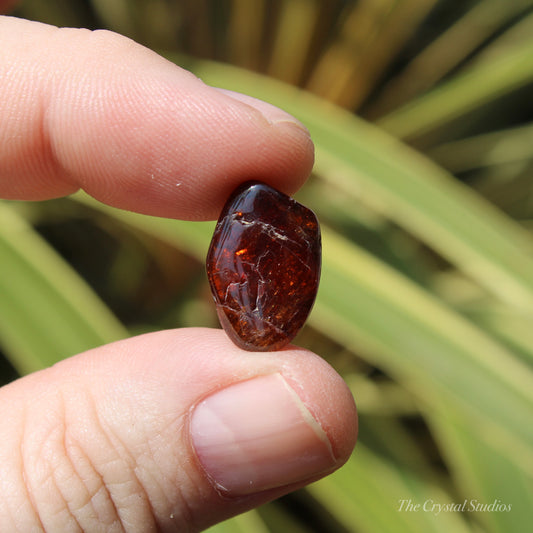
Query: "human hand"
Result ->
[[0, 15, 357, 532]]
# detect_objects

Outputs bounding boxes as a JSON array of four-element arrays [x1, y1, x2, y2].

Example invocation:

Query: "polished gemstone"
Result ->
[[206, 181, 321, 351]]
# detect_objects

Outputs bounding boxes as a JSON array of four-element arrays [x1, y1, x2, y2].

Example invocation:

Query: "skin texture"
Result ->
[[0, 16, 313, 219], [0, 14, 358, 533]]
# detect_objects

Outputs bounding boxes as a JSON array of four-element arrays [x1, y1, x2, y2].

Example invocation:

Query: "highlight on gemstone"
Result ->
[[206, 181, 321, 351]]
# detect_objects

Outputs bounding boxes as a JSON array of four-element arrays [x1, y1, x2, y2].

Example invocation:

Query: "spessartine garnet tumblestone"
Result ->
[[206, 181, 321, 351]]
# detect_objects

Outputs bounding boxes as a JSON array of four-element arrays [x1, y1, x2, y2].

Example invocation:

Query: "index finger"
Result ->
[[0, 17, 314, 220]]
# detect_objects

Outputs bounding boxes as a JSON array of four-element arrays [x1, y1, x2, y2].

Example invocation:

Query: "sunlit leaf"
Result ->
[[308, 444, 472, 533], [0, 202, 127, 375], [204, 510, 270, 533], [428, 405, 532, 533], [376, 39, 533, 141]]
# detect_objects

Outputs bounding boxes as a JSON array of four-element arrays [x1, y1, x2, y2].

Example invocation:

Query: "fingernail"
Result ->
[[190, 373, 336, 496], [215, 88, 310, 132]]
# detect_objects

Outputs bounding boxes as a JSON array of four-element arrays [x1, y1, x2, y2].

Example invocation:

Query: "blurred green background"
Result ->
[[2, 1, 533, 532]]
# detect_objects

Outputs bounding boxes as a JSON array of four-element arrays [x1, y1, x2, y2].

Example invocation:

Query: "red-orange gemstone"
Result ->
[[206, 181, 321, 351]]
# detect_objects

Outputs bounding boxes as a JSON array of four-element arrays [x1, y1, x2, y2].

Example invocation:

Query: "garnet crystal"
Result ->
[[206, 181, 321, 351]]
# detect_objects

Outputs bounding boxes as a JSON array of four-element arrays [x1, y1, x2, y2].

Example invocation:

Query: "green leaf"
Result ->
[[428, 123, 533, 173], [308, 445, 472, 533], [365, 0, 533, 117], [428, 405, 532, 533], [0, 201, 127, 375], [314, 228, 533, 470], [204, 510, 270, 533], [375, 38, 533, 140], [70, 191, 213, 262]]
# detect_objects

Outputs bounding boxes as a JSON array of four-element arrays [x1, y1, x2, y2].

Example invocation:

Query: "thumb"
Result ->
[[0, 328, 357, 532]]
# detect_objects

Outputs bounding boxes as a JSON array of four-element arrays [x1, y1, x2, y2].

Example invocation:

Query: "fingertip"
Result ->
[[0, 17, 314, 218], [182, 115, 315, 220], [179, 331, 357, 496], [212, 88, 315, 201], [214, 88, 310, 134], [278, 346, 358, 465], [190, 372, 337, 496]]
